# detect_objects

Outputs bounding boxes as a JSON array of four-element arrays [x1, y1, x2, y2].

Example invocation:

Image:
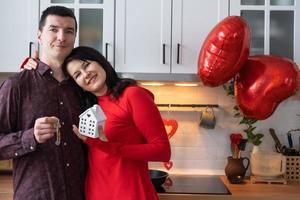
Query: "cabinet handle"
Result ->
[[163, 43, 166, 64], [177, 43, 181, 64], [105, 43, 109, 60], [29, 42, 34, 57]]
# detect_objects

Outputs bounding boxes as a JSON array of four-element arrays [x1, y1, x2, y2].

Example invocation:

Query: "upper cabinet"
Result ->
[[114, 0, 228, 74], [0, 0, 39, 72], [40, 0, 114, 65], [230, 0, 300, 65]]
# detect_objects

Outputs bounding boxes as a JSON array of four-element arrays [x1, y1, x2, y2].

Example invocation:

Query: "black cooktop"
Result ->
[[157, 175, 231, 195]]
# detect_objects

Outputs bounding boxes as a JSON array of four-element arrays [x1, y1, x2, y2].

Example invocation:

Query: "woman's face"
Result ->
[[67, 59, 108, 96]]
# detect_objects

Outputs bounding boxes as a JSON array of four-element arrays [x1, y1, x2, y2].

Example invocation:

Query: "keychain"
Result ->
[[55, 121, 62, 146]]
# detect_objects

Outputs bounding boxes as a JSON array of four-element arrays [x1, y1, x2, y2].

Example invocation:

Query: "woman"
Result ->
[[62, 46, 171, 200]]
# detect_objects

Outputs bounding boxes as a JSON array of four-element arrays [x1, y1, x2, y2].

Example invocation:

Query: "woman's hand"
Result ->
[[23, 58, 38, 70], [98, 125, 108, 141], [21, 51, 39, 70], [72, 124, 107, 142], [72, 125, 87, 142]]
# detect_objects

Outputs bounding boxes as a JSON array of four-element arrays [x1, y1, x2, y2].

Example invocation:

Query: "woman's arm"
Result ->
[[85, 87, 171, 162]]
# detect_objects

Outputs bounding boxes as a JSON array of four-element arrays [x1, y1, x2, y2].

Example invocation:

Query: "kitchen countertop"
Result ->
[[1, 174, 300, 200], [159, 176, 300, 200], [0, 173, 13, 200]]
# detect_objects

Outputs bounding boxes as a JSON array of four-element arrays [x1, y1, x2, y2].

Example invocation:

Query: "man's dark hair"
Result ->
[[39, 6, 77, 31]]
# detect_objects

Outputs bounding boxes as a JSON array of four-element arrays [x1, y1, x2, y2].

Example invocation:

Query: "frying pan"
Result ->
[[269, 128, 284, 153], [149, 169, 169, 188]]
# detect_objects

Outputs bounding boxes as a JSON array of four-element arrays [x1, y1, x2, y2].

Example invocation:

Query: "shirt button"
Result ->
[[30, 146, 34, 150], [50, 71, 53, 75], [14, 152, 18, 156], [61, 122, 65, 126], [60, 102, 63, 105], [66, 163, 70, 167], [63, 142, 67, 146]]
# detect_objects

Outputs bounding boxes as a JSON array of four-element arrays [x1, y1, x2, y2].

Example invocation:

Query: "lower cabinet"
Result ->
[[0, 160, 12, 171]]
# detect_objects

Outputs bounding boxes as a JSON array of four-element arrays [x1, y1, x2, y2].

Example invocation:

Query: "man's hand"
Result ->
[[34, 116, 59, 143]]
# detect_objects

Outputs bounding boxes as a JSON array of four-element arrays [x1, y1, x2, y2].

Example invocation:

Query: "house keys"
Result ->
[[55, 121, 62, 146]]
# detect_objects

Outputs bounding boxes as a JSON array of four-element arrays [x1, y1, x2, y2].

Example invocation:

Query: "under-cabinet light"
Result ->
[[140, 82, 165, 86], [174, 83, 199, 87]]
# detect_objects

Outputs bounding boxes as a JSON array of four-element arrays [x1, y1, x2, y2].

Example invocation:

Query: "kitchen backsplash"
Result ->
[[143, 83, 300, 175]]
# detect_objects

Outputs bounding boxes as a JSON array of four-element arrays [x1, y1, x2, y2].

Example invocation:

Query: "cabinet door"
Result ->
[[115, 0, 228, 75], [230, 0, 300, 66], [115, 0, 172, 73], [0, 0, 39, 72], [40, 0, 114, 65], [172, 0, 228, 74]]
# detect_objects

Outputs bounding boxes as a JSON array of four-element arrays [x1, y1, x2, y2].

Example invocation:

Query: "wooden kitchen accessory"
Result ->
[[250, 175, 287, 184], [285, 156, 300, 181]]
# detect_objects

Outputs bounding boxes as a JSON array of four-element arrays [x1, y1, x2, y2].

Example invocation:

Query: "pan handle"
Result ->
[[269, 128, 283, 153], [287, 132, 293, 148]]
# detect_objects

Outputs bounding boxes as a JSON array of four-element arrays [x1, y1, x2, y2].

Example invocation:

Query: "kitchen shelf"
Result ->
[[157, 104, 219, 108], [156, 104, 219, 112]]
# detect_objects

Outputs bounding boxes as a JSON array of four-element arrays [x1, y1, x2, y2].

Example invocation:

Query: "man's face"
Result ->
[[38, 15, 76, 61]]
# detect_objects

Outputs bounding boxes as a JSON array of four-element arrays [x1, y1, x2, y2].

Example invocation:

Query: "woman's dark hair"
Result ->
[[62, 46, 137, 101]]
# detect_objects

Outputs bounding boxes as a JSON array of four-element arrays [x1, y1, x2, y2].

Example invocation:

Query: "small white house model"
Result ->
[[79, 104, 106, 138]]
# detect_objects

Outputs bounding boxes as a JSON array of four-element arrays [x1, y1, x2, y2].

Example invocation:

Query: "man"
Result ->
[[0, 6, 87, 200]]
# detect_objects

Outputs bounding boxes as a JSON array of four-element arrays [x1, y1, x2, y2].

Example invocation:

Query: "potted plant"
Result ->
[[223, 80, 264, 147], [223, 80, 265, 182]]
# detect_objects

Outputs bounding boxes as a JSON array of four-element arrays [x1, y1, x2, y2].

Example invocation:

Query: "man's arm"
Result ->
[[0, 78, 37, 160]]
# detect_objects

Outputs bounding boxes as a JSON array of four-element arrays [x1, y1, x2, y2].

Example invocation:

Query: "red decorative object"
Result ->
[[230, 133, 243, 158], [164, 177, 173, 187], [163, 161, 173, 171], [163, 119, 178, 139], [235, 55, 300, 120], [162, 119, 178, 170], [198, 16, 250, 87]]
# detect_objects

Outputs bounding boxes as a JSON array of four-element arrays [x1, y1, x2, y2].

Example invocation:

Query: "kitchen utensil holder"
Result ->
[[285, 156, 300, 181]]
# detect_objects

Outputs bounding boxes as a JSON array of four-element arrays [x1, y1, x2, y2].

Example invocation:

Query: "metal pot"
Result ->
[[149, 169, 169, 188]]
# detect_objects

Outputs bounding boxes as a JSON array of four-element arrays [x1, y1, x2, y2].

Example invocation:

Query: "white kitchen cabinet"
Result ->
[[40, 0, 114, 65], [114, 0, 228, 74], [0, 0, 39, 72], [230, 0, 300, 66]]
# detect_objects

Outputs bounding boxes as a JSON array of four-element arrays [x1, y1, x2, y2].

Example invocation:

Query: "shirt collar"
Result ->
[[36, 60, 52, 76], [36, 61, 71, 81]]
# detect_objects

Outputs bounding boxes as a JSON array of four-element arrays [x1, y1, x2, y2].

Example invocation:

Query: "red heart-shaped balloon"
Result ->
[[163, 161, 173, 170], [198, 16, 250, 87], [163, 119, 178, 139], [235, 55, 300, 120]]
